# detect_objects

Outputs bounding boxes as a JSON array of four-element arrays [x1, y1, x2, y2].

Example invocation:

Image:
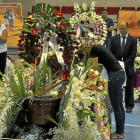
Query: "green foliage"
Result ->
[[2, 105, 21, 135]]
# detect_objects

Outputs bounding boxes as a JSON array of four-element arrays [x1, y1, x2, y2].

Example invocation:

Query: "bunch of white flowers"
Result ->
[[90, 0, 95, 11], [74, 1, 81, 13], [82, 0, 88, 11]]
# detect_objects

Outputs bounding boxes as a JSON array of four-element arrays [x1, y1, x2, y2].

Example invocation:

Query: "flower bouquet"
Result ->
[[134, 57, 140, 72], [0, 58, 68, 138], [46, 58, 110, 140], [70, 0, 107, 46], [18, 3, 80, 76], [123, 87, 140, 102]]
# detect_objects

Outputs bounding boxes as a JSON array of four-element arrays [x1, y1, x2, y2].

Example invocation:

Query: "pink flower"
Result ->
[[98, 23, 101, 26], [92, 42, 95, 45], [88, 40, 92, 44], [94, 31, 97, 34], [97, 28, 99, 31], [81, 40, 85, 43], [101, 134, 107, 140], [100, 26, 103, 29], [96, 32, 99, 35], [96, 25, 98, 28], [28, 82, 32, 86], [95, 94, 98, 100], [100, 29, 103, 32], [100, 33, 103, 35], [29, 70, 33, 75], [38, 47, 42, 50]]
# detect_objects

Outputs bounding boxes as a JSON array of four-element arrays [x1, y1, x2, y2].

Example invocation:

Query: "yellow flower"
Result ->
[[79, 62, 84, 66], [74, 98, 80, 103], [66, 106, 72, 112], [29, 15, 32, 18], [51, 91, 58, 97]]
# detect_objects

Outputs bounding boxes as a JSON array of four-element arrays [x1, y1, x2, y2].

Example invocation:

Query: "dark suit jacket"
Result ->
[[109, 34, 137, 75]]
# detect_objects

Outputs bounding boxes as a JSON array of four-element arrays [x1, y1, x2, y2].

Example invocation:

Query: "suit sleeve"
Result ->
[[109, 36, 114, 54], [124, 37, 137, 68]]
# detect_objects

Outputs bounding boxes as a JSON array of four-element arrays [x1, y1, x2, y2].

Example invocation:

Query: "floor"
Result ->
[[111, 103, 140, 140], [0, 8, 23, 46], [101, 68, 140, 140]]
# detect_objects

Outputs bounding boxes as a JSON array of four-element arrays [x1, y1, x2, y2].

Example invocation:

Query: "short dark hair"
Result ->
[[119, 22, 129, 28], [101, 9, 108, 13], [77, 48, 86, 60]]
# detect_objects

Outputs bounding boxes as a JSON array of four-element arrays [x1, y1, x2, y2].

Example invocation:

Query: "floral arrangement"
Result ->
[[18, 3, 80, 75], [47, 59, 110, 140], [69, 0, 107, 46], [0, 59, 60, 137], [123, 87, 140, 101], [134, 57, 140, 71]]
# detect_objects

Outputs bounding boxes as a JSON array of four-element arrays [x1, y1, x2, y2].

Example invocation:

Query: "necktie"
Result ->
[[121, 36, 126, 54]]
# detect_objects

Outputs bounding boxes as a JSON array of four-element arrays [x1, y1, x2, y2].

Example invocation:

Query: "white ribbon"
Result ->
[[40, 36, 49, 65], [76, 24, 97, 39], [40, 35, 66, 67], [118, 61, 126, 87]]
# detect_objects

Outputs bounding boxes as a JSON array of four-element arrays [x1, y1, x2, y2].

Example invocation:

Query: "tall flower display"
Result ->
[[47, 59, 110, 140], [69, 0, 107, 46], [18, 3, 80, 75]]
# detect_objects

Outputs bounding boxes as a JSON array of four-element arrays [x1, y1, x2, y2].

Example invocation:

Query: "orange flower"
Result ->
[[31, 58, 38, 67], [86, 78, 91, 82], [106, 129, 110, 136], [102, 87, 106, 92], [84, 85, 90, 89], [90, 86, 98, 90], [98, 82, 102, 87], [88, 72, 96, 79]]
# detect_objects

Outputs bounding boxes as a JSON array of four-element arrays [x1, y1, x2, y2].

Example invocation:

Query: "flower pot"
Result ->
[[23, 80, 69, 125], [23, 92, 64, 125]]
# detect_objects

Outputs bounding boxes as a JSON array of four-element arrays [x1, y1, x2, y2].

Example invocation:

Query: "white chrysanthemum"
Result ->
[[94, 70, 99, 76]]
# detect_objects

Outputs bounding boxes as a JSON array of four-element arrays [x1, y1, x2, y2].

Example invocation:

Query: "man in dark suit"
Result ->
[[109, 21, 137, 113]]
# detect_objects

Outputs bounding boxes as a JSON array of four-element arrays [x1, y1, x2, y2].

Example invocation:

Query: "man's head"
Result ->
[[101, 9, 108, 20], [77, 48, 86, 61], [119, 21, 129, 37]]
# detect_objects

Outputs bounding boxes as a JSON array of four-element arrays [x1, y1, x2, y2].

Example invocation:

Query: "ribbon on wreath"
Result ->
[[40, 35, 66, 67], [76, 24, 97, 39], [40, 36, 49, 65]]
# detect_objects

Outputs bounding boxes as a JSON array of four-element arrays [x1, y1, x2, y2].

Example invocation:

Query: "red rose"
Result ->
[[18, 47, 24, 51], [30, 47, 34, 50], [19, 35, 25, 39], [58, 22, 67, 30], [55, 11, 63, 18], [31, 28, 39, 35], [17, 43, 22, 47]]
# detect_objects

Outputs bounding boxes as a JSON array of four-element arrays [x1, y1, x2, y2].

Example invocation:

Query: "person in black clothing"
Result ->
[[77, 45, 125, 139]]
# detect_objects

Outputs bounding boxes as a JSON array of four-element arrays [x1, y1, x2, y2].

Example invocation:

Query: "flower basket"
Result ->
[[23, 80, 69, 125]]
